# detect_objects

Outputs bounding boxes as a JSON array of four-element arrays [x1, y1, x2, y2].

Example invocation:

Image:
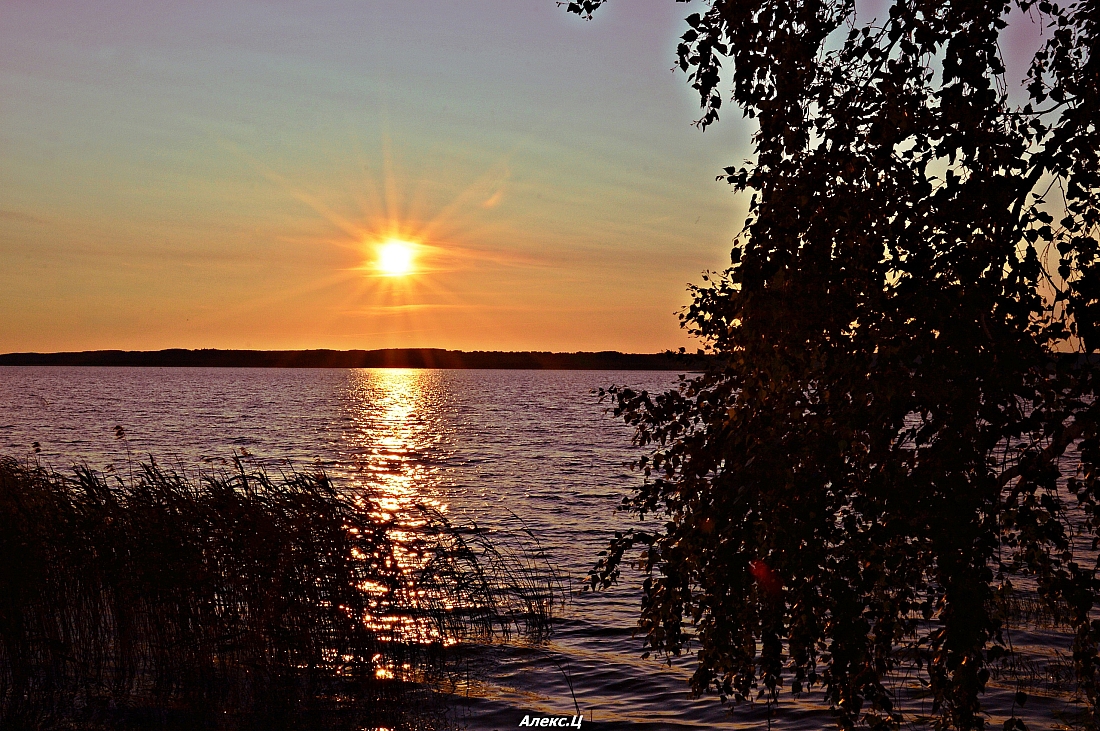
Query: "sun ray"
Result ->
[[222, 129, 553, 346], [215, 137, 367, 241]]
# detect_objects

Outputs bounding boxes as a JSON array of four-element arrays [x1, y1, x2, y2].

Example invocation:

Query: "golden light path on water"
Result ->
[[345, 368, 444, 518], [341, 369, 457, 679]]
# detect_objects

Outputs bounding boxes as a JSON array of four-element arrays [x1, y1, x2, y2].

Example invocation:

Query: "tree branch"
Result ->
[[997, 414, 1092, 489]]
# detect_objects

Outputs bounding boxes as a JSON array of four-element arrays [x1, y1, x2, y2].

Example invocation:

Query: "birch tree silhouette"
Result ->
[[571, 1, 1100, 727]]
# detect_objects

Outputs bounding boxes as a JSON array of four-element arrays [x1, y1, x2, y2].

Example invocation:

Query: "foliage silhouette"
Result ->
[[569, 0, 1100, 728], [0, 457, 554, 730]]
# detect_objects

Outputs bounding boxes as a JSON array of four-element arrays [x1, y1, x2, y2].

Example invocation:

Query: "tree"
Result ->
[[569, 0, 1100, 728]]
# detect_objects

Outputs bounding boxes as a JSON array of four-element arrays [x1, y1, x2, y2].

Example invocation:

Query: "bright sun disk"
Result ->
[[376, 240, 415, 276]]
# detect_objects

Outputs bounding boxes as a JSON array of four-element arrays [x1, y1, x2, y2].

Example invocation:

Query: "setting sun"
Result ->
[[376, 240, 416, 277]]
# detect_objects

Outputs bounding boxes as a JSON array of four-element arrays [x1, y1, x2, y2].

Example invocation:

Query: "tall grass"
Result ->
[[0, 456, 555, 730]]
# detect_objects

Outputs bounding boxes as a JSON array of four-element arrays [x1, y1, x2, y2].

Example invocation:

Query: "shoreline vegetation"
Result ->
[[0, 348, 713, 370], [0, 457, 557, 730]]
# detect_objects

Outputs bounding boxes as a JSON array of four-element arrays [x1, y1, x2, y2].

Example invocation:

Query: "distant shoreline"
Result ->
[[0, 348, 713, 370]]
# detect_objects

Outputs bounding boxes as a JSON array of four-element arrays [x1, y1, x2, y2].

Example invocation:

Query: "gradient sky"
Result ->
[[0, 1, 1043, 354], [1, 0, 754, 353]]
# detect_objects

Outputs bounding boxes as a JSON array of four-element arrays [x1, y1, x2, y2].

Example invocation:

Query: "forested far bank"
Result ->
[[0, 348, 713, 370]]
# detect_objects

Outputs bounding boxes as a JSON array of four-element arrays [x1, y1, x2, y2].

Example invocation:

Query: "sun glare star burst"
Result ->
[[376, 240, 416, 276]]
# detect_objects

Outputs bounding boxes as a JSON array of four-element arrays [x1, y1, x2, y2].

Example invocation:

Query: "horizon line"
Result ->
[[0, 347, 712, 371]]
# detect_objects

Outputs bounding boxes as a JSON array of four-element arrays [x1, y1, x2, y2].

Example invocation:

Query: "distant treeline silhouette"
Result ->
[[0, 348, 713, 370], [0, 457, 555, 730]]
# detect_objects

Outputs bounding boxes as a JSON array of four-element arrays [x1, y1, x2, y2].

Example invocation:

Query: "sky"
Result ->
[[0, 1, 1045, 355], [0, 0, 753, 354]]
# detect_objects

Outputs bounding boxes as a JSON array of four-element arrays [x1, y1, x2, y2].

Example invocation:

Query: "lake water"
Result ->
[[0, 367, 1082, 729]]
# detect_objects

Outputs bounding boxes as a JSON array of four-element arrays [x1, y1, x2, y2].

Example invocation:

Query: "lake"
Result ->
[[0, 367, 1078, 729]]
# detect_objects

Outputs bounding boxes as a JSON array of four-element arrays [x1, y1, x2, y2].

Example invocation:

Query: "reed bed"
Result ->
[[0, 456, 555, 730]]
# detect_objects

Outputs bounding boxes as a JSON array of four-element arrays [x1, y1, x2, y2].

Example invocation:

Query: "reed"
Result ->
[[0, 456, 555, 730]]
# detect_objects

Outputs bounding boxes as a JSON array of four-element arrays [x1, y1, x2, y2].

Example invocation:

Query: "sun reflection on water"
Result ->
[[342, 368, 449, 518], [340, 369, 456, 669], [335, 369, 554, 685]]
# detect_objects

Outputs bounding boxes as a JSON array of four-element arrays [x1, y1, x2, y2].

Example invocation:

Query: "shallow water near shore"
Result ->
[[0, 366, 1085, 729]]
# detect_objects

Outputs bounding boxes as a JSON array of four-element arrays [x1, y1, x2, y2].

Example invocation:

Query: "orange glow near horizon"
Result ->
[[0, 127, 718, 354]]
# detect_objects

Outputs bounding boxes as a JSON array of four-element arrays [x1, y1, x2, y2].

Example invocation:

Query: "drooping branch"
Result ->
[[997, 411, 1094, 489]]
